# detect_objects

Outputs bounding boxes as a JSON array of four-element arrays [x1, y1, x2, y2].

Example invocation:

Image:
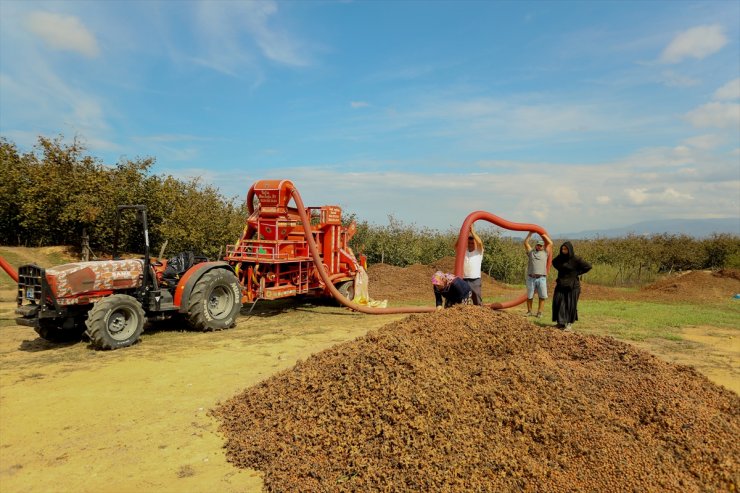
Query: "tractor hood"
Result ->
[[46, 259, 144, 299]]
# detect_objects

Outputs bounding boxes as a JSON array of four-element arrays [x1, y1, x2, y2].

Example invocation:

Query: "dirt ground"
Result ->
[[0, 290, 411, 493], [0, 254, 738, 492]]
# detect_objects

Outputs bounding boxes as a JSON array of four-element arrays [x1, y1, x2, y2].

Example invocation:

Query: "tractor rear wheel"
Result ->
[[186, 269, 241, 331], [85, 294, 145, 350]]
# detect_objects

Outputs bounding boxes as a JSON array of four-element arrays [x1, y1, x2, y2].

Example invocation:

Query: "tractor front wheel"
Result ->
[[85, 295, 145, 350], [186, 269, 241, 331], [35, 320, 86, 343]]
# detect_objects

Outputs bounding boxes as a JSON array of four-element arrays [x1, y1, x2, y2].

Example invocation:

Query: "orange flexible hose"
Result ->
[[290, 188, 436, 314], [247, 183, 550, 314], [0, 255, 18, 282], [454, 211, 552, 309]]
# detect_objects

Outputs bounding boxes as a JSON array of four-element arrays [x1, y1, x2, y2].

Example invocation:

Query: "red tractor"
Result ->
[[13, 205, 242, 349], [225, 179, 365, 303], [7, 180, 370, 349]]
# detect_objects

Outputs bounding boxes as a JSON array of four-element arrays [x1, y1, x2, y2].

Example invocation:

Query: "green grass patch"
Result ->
[[45, 251, 76, 266], [585, 263, 660, 286], [577, 299, 740, 342]]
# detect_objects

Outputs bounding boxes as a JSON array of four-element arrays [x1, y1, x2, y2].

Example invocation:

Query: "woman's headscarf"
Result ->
[[558, 241, 574, 260], [431, 271, 456, 287]]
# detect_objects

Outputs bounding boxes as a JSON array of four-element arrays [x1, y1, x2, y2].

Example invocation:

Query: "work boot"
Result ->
[[526, 311, 534, 317], [536, 312, 542, 318], [564, 323, 573, 331]]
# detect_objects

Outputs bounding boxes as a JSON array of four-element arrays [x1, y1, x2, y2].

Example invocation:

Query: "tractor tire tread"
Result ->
[[185, 269, 241, 332], [85, 294, 145, 350]]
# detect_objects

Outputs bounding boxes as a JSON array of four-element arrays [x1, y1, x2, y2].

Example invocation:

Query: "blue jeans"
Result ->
[[526, 275, 548, 299]]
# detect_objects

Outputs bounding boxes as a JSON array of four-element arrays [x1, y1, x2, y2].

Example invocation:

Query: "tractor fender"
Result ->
[[174, 261, 237, 312]]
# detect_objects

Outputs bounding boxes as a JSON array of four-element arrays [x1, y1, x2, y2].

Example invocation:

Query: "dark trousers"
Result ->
[[464, 278, 482, 305]]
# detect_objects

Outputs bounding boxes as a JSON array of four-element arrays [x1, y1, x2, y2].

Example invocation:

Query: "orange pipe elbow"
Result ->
[[454, 211, 552, 310]]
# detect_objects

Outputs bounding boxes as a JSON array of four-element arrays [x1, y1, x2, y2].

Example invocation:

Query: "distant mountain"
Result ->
[[556, 218, 740, 239]]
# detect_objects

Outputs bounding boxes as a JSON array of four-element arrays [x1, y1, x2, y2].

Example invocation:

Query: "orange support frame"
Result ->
[[224, 180, 361, 302]]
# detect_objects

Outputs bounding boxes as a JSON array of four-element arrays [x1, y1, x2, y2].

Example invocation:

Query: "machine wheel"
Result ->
[[186, 269, 241, 331], [85, 295, 145, 350], [336, 280, 355, 301]]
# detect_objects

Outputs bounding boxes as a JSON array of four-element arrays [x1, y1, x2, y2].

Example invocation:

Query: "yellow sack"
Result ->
[[352, 267, 388, 308]]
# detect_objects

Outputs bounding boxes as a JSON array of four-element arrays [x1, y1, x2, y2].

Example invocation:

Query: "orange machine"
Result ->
[[225, 180, 365, 302]]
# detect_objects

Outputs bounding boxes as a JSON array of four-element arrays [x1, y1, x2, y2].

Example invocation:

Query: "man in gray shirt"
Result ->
[[524, 231, 553, 317]]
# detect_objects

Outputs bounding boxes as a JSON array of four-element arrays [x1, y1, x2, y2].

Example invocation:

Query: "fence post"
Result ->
[[82, 229, 89, 262]]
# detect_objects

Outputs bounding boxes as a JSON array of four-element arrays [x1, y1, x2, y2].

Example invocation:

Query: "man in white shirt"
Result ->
[[463, 226, 484, 305]]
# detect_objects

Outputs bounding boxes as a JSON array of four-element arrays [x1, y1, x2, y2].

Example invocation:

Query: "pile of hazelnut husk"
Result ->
[[212, 306, 739, 492]]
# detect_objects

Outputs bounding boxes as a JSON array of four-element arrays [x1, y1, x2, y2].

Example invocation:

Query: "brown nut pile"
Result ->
[[212, 306, 739, 492]]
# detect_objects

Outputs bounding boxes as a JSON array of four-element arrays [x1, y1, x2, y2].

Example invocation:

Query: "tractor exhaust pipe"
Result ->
[[0, 255, 19, 283]]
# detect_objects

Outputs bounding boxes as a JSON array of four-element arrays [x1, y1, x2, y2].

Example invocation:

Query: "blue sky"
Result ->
[[1, 0, 739, 235]]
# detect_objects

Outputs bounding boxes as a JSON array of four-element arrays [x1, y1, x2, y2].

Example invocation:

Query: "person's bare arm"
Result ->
[[524, 231, 533, 253], [471, 225, 484, 252]]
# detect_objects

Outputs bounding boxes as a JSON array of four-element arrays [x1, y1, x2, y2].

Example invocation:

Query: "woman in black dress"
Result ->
[[551, 241, 592, 330]]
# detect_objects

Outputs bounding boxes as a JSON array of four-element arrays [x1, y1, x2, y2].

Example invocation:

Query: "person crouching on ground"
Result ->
[[552, 241, 592, 331], [463, 225, 484, 305], [524, 231, 552, 318], [432, 271, 472, 310]]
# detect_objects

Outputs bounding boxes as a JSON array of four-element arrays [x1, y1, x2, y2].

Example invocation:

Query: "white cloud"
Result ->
[[672, 145, 691, 156], [625, 187, 693, 205], [376, 97, 613, 145], [685, 102, 740, 128], [241, 1, 310, 67], [351, 101, 370, 109], [660, 70, 699, 88], [204, 141, 739, 234], [190, 0, 311, 75], [662, 187, 693, 201], [135, 134, 213, 143], [0, 13, 113, 153], [546, 186, 581, 207], [660, 24, 727, 64], [626, 188, 649, 205], [26, 11, 100, 58], [682, 134, 724, 150], [714, 78, 740, 101]]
